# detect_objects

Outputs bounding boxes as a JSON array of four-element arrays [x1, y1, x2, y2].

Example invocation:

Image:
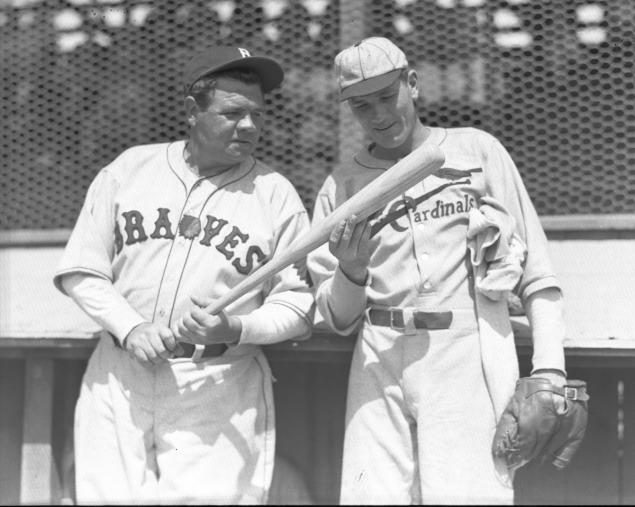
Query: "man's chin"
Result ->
[[371, 134, 404, 150], [226, 148, 255, 162]]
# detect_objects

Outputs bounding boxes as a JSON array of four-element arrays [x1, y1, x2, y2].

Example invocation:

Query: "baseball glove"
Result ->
[[492, 376, 589, 471]]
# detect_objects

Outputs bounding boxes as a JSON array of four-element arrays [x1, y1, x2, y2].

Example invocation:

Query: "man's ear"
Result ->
[[184, 96, 199, 126], [406, 69, 419, 101]]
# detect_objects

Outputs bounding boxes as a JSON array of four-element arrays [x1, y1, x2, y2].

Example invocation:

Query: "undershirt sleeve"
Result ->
[[237, 302, 312, 345], [60, 272, 146, 345]]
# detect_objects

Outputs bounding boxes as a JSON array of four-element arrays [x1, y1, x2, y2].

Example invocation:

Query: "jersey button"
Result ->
[[158, 309, 166, 317], [422, 281, 432, 290]]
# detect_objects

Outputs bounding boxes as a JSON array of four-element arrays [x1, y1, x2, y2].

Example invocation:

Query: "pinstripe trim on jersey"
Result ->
[[352, 155, 388, 170], [166, 140, 253, 188], [433, 127, 449, 146], [165, 142, 189, 196], [264, 298, 314, 326], [352, 127, 449, 171], [152, 155, 258, 324], [520, 275, 561, 302], [54, 267, 112, 294]]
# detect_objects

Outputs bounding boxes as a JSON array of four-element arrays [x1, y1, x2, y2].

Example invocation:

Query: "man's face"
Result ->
[[347, 72, 418, 151], [191, 77, 265, 166]]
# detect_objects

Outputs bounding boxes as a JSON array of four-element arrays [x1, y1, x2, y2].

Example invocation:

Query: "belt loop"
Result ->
[[192, 344, 205, 361], [401, 308, 416, 335], [364, 307, 372, 325]]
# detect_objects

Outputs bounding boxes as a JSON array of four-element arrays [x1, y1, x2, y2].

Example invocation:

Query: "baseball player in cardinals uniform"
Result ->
[[307, 37, 568, 504], [53, 46, 313, 504]]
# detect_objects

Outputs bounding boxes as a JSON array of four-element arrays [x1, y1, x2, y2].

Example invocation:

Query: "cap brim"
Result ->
[[340, 69, 403, 101], [190, 56, 284, 93]]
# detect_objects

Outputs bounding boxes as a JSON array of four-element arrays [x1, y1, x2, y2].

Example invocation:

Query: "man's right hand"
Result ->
[[329, 215, 372, 285], [123, 322, 178, 365]]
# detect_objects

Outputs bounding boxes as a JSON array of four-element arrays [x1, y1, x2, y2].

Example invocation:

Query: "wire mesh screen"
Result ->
[[0, 0, 633, 231]]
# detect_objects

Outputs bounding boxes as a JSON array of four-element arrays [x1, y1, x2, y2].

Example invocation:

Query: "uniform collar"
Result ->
[[166, 140, 255, 188], [354, 127, 447, 170]]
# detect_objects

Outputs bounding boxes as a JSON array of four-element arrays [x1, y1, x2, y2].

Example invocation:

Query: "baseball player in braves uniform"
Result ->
[[53, 46, 313, 504], [307, 37, 568, 504]]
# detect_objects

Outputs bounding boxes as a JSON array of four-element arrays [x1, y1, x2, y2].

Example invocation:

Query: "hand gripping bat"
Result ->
[[204, 143, 445, 315]]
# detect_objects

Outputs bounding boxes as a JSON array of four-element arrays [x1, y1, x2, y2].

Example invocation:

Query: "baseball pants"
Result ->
[[74, 334, 275, 505], [340, 309, 514, 505]]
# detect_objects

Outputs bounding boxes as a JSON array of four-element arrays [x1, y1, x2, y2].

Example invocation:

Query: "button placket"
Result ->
[[154, 185, 204, 326], [403, 185, 433, 290], [419, 251, 434, 290]]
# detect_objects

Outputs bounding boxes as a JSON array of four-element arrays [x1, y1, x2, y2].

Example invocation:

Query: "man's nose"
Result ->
[[237, 113, 258, 131], [370, 104, 389, 124]]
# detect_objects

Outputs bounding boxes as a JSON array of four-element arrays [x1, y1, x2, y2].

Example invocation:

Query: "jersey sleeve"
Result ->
[[480, 134, 566, 373], [61, 273, 146, 345], [481, 135, 561, 301], [306, 178, 367, 335], [261, 208, 314, 319], [53, 167, 120, 295], [243, 181, 314, 343]]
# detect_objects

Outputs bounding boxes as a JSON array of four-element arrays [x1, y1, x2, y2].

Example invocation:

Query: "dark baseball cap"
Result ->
[[183, 46, 284, 94]]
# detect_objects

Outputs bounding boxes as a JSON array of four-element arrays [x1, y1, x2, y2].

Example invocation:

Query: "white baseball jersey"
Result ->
[[54, 140, 313, 503], [307, 126, 561, 503], [55, 140, 313, 335]]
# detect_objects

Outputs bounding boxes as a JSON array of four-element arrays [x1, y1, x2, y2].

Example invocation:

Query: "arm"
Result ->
[[54, 166, 176, 364], [174, 204, 315, 346], [494, 285, 588, 471], [524, 286, 567, 386], [307, 188, 369, 335], [174, 294, 312, 346], [61, 272, 145, 345], [62, 273, 178, 364], [480, 134, 566, 379], [53, 169, 119, 294]]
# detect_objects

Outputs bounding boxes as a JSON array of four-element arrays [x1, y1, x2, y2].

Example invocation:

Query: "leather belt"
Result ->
[[111, 333, 227, 359], [174, 341, 228, 359], [368, 308, 453, 330]]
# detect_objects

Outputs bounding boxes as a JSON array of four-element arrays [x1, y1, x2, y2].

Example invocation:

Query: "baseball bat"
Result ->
[[205, 143, 445, 315]]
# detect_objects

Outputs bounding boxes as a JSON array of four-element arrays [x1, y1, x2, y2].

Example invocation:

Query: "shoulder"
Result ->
[[113, 142, 169, 165], [250, 159, 300, 195], [439, 127, 514, 169], [248, 159, 306, 213], [322, 151, 385, 200], [441, 127, 500, 152], [101, 142, 171, 181]]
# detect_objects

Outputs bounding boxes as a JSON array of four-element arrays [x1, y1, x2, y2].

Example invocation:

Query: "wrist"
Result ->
[[531, 368, 567, 387], [532, 367, 566, 377], [225, 315, 242, 345], [339, 263, 368, 286], [122, 322, 148, 348]]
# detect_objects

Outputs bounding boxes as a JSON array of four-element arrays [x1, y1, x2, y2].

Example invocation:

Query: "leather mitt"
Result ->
[[492, 376, 589, 471]]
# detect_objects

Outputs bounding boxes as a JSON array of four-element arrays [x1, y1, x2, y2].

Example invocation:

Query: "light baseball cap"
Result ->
[[183, 46, 284, 95], [334, 37, 408, 101]]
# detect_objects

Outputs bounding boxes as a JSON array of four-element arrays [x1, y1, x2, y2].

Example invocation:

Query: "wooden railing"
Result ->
[[1, 324, 635, 505]]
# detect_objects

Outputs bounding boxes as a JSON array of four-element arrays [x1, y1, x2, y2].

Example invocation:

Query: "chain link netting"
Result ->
[[1, 0, 633, 230]]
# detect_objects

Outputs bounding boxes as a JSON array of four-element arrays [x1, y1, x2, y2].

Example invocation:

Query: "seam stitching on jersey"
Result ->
[[353, 154, 389, 170], [165, 159, 258, 324]]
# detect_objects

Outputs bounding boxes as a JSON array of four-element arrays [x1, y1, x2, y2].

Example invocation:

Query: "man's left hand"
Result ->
[[492, 374, 589, 471], [172, 295, 242, 345]]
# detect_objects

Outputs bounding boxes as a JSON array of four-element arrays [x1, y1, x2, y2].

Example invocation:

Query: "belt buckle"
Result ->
[[564, 386, 578, 401], [390, 310, 404, 331]]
